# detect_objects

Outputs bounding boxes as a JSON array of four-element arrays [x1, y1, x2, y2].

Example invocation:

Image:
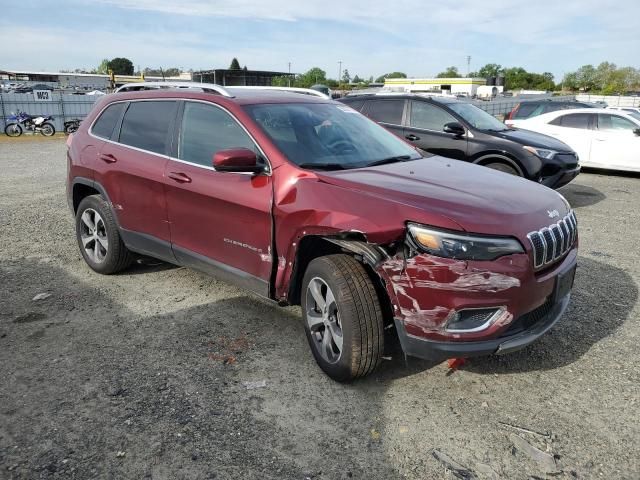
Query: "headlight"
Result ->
[[523, 146, 558, 159], [407, 224, 524, 260]]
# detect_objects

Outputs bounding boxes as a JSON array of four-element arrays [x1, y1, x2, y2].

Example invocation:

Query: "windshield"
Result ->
[[448, 102, 509, 131], [244, 103, 421, 169]]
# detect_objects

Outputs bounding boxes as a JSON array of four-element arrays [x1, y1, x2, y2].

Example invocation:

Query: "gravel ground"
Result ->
[[0, 136, 638, 480]]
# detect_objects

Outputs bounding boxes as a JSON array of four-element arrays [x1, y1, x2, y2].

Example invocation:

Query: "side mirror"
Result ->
[[634, 128, 640, 136], [213, 148, 264, 174], [443, 122, 466, 136]]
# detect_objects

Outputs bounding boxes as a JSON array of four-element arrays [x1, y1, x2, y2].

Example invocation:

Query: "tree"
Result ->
[[96, 59, 110, 75], [375, 72, 407, 83], [477, 63, 504, 78], [229, 58, 241, 70], [341, 69, 351, 84], [352, 75, 362, 84], [107, 57, 134, 75], [297, 67, 327, 87], [575, 64, 597, 91], [436, 66, 461, 78]]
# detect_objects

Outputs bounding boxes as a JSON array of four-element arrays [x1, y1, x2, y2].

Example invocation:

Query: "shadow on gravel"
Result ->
[[463, 256, 637, 374], [559, 183, 606, 208]]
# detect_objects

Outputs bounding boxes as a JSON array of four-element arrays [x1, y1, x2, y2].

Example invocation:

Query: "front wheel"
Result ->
[[301, 254, 385, 381], [4, 123, 22, 137], [485, 161, 519, 176], [40, 122, 55, 136]]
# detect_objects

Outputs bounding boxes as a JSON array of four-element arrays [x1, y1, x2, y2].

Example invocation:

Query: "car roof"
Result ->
[[108, 87, 334, 106], [341, 93, 461, 104], [525, 107, 640, 122]]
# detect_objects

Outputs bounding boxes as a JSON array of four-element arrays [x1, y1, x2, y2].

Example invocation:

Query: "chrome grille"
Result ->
[[527, 211, 578, 269]]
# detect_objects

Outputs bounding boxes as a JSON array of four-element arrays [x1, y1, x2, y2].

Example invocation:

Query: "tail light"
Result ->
[[506, 103, 520, 121]]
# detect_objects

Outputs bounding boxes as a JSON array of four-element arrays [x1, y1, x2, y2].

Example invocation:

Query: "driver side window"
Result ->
[[410, 101, 456, 131], [179, 102, 257, 167]]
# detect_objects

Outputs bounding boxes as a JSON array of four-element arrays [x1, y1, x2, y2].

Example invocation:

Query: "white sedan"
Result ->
[[509, 108, 640, 173]]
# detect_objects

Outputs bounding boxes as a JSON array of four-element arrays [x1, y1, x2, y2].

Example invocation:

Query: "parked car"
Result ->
[[338, 93, 580, 189], [67, 83, 578, 381], [606, 106, 640, 120], [13, 83, 54, 94], [508, 108, 640, 173], [505, 99, 596, 125]]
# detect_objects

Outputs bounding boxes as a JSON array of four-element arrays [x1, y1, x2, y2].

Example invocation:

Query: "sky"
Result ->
[[2, 0, 639, 82]]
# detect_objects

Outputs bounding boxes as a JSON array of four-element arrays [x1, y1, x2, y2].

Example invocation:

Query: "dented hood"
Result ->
[[315, 156, 569, 239]]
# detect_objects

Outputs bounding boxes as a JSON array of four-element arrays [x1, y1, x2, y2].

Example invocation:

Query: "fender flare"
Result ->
[[472, 153, 524, 177]]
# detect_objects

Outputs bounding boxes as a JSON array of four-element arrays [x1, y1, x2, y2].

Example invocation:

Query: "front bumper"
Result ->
[[540, 165, 581, 189], [393, 293, 570, 361]]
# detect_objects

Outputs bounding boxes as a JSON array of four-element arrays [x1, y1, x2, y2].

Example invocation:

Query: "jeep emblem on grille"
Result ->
[[547, 209, 559, 218]]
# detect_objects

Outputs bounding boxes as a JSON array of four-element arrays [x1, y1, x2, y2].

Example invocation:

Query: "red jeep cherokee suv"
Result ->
[[66, 84, 578, 381]]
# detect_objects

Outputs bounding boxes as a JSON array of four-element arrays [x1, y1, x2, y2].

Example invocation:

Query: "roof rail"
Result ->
[[114, 81, 233, 97], [228, 86, 330, 99]]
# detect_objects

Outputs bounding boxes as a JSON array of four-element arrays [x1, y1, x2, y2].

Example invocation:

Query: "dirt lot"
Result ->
[[0, 136, 638, 480]]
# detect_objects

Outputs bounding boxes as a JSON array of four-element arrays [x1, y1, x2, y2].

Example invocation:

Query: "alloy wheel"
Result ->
[[79, 208, 109, 263], [305, 277, 343, 364]]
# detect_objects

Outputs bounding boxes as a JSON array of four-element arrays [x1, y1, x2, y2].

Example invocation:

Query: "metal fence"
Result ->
[[471, 95, 577, 117], [0, 92, 99, 132], [575, 94, 640, 107]]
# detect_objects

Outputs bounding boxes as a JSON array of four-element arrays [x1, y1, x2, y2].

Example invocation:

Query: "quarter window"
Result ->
[[365, 100, 404, 125], [178, 102, 256, 167], [410, 101, 457, 131], [92, 102, 126, 139], [119, 101, 177, 154], [550, 113, 592, 129], [597, 114, 637, 132]]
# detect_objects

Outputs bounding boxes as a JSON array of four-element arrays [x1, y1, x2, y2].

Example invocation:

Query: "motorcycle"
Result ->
[[64, 118, 82, 135], [4, 110, 56, 137]]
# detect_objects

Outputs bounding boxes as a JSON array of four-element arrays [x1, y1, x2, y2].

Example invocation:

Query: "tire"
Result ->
[[301, 254, 384, 381], [40, 122, 55, 137], [4, 123, 22, 137], [484, 161, 520, 176], [75, 195, 133, 274]]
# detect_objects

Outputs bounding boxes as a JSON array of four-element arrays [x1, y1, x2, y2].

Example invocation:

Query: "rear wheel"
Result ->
[[485, 161, 519, 176], [40, 122, 55, 136], [4, 123, 22, 137], [301, 254, 384, 381], [75, 195, 133, 274]]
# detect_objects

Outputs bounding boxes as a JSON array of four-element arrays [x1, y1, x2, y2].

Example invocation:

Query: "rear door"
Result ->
[[403, 100, 467, 160], [163, 100, 273, 296], [94, 100, 178, 260], [361, 99, 406, 139], [543, 112, 596, 165], [591, 114, 640, 171]]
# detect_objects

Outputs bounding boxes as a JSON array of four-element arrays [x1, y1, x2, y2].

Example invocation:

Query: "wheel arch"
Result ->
[[471, 152, 525, 177]]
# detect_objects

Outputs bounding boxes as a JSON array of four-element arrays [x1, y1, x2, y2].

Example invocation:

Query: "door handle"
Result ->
[[99, 153, 117, 163], [168, 172, 192, 183], [405, 134, 420, 141]]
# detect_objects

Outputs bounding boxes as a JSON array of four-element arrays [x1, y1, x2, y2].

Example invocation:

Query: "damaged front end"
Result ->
[[318, 224, 575, 362]]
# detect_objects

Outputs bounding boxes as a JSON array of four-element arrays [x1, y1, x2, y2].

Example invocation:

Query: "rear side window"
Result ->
[[178, 102, 256, 167], [410, 101, 457, 131], [119, 101, 177, 154], [342, 100, 365, 111], [365, 100, 404, 125], [91, 103, 126, 139], [597, 114, 637, 131], [513, 103, 539, 119], [550, 113, 592, 129]]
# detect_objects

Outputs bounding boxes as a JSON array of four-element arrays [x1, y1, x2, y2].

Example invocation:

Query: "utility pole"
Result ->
[[288, 62, 291, 87], [466, 55, 471, 77], [338, 61, 342, 85]]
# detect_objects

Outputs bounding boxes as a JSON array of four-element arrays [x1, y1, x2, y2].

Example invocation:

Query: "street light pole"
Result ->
[[338, 61, 342, 85], [288, 62, 291, 87]]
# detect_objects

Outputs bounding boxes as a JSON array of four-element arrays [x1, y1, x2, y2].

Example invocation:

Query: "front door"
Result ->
[[541, 112, 595, 166], [164, 101, 273, 297], [403, 100, 468, 160]]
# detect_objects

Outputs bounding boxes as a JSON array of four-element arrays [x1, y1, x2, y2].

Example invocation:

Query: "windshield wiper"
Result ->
[[485, 128, 511, 132], [297, 162, 347, 170], [363, 155, 414, 168]]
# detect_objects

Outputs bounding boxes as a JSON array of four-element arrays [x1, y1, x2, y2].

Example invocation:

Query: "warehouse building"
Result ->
[[383, 77, 494, 96]]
